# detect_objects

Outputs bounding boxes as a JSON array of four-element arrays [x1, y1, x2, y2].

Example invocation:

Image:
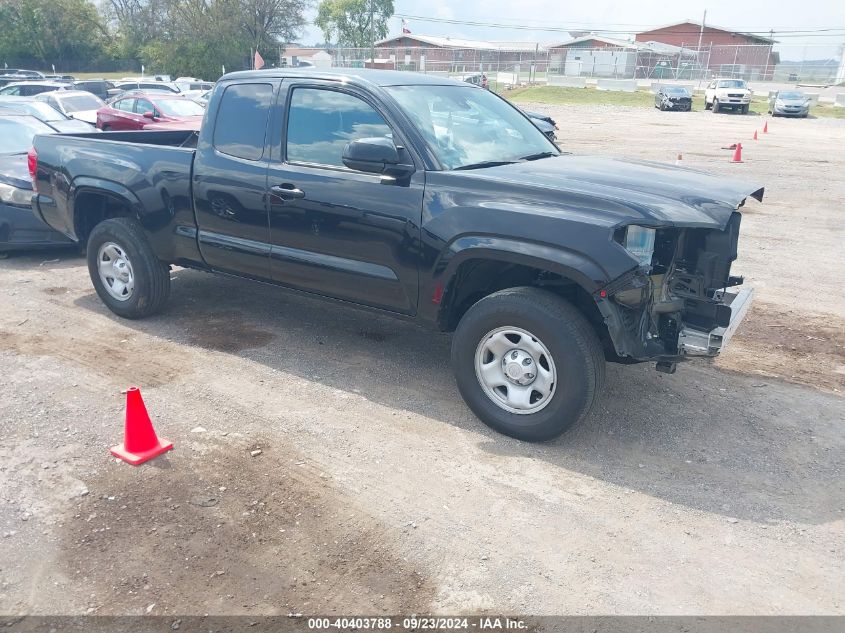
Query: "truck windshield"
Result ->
[[717, 80, 746, 88], [385, 85, 558, 170]]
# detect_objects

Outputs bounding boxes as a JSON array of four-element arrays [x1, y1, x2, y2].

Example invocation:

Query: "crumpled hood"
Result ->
[[465, 154, 764, 229], [0, 154, 31, 190]]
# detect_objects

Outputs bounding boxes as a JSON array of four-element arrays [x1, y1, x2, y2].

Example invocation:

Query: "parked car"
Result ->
[[31, 69, 761, 441], [0, 97, 95, 132], [0, 74, 35, 88], [35, 90, 105, 125], [0, 81, 68, 97], [768, 90, 810, 117], [194, 90, 212, 107], [174, 79, 214, 93], [70, 79, 115, 101], [43, 74, 75, 83], [704, 79, 752, 114], [654, 85, 693, 111], [96, 93, 205, 130], [7, 69, 44, 79], [0, 113, 72, 255], [519, 109, 558, 141], [457, 73, 484, 86], [112, 80, 180, 94]]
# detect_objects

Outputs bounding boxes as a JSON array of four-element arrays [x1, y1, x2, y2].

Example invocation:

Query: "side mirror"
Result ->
[[342, 137, 413, 177], [142, 111, 155, 119]]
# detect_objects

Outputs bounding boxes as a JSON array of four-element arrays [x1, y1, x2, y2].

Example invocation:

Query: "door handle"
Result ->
[[270, 184, 305, 200]]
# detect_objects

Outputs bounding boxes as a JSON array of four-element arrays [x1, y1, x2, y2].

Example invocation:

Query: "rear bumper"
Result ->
[[0, 201, 73, 251], [677, 287, 754, 356]]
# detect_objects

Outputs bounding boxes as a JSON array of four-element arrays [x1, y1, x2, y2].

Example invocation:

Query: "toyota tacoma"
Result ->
[[29, 69, 762, 441]]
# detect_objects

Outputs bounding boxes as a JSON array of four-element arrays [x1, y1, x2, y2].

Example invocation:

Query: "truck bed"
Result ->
[[57, 129, 199, 149], [32, 129, 201, 264]]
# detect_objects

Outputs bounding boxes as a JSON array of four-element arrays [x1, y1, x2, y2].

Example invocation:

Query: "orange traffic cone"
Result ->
[[731, 142, 744, 163], [763, 121, 769, 134], [110, 387, 173, 465], [752, 130, 758, 140]]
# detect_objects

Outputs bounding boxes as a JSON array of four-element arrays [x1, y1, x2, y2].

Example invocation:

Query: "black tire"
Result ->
[[741, 104, 749, 114], [712, 99, 720, 113], [451, 287, 605, 442], [705, 100, 712, 110], [86, 217, 170, 319]]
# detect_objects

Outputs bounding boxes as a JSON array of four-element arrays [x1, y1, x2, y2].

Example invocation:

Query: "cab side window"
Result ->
[[212, 82, 274, 161], [286, 88, 392, 167]]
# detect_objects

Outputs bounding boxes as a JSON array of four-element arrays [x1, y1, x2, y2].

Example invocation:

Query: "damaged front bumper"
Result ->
[[677, 286, 754, 356], [596, 210, 757, 365]]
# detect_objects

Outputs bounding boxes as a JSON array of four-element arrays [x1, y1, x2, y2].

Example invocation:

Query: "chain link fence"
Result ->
[[310, 44, 845, 88]]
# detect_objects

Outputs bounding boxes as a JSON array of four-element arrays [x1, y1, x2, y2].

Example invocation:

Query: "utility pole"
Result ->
[[696, 9, 707, 81], [369, 0, 375, 67]]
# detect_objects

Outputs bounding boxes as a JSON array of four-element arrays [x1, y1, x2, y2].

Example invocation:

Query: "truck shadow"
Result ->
[[74, 268, 843, 526]]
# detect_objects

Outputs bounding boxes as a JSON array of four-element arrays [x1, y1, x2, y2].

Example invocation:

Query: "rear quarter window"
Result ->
[[212, 83, 274, 161]]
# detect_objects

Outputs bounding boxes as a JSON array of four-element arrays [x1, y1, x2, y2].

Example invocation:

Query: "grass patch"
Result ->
[[503, 86, 655, 107], [809, 103, 845, 119], [503, 85, 845, 119]]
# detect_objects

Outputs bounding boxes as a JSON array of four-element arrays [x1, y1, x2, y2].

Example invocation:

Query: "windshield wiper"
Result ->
[[519, 151, 558, 161], [453, 160, 517, 171]]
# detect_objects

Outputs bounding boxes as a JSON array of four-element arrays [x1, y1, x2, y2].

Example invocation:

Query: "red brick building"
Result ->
[[372, 35, 543, 73], [635, 20, 777, 79]]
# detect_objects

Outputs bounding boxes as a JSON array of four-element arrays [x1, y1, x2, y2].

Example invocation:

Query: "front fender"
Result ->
[[439, 236, 608, 291], [418, 235, 615, 329]]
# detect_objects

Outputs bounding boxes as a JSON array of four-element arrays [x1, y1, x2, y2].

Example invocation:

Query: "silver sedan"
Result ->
[[768, 90, 810, 118]]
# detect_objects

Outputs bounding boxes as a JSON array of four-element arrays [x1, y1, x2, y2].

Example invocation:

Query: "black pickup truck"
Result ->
[[30, 69, 762, 441]]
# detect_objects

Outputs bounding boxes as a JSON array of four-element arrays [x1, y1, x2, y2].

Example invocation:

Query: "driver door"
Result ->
[[265, 81, 424, 315]]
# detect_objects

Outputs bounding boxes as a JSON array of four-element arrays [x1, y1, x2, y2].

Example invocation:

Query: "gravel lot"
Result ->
[[0, 105, 843, 618]]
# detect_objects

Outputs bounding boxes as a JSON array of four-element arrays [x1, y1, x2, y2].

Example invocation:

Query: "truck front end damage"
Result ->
[[596, 206, 759, 368]]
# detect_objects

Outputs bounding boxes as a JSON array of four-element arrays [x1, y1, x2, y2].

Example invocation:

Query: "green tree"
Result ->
[[139, 0, 311, 79], [101, 0, 167, 60], [315, 0, 393, 49], [0, 0, 107, 66]]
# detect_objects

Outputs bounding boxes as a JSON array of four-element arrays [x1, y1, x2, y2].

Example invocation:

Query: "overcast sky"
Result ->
[[301, 0, 845, 58]]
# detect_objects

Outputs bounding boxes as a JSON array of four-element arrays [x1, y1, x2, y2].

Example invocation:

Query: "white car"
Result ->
[[36, 90, 105, 125], [704, 79, 753, 114]]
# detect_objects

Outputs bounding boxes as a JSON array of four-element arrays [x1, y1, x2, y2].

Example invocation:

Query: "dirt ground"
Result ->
[[0, 105, 843, 618]]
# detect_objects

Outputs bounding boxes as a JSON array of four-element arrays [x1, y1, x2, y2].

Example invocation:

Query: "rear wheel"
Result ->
[[705, 99, 712, 110], [87, 217, 170, 319], [451, 287, 605, 442]]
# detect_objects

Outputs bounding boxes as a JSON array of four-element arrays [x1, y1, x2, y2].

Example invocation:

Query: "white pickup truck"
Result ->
[[705, 79, 753, 114]]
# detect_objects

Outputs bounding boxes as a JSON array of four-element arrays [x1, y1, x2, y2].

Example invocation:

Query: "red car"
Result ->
[[96, 92, 204, 131]]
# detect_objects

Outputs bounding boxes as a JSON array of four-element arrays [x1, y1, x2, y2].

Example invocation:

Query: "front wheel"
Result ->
[[712, 99, 720, 113], [87, 217, 171, 319], [451, 287, 605, 442], [741, 104, 750, 114]]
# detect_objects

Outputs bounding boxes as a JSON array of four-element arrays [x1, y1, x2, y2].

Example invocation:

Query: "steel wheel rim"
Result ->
[[97, 241, 135, 301], [474, 326, 557, 415]]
